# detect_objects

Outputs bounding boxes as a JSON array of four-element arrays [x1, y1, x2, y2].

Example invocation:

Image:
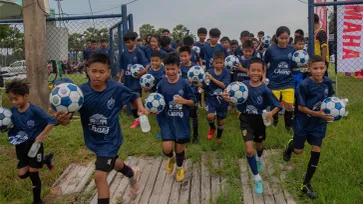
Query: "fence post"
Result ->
[[308, 0, 315, 57], [109, 29, 115, 77], [121, 4, 128, 34], [128, 14, 134, 32]]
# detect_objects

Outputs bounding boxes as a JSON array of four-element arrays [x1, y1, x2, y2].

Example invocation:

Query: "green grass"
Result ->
[[0, 69, 362, 203]]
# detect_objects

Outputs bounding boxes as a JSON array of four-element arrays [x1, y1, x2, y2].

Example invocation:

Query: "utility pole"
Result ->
[[22, 0, 49, 110]]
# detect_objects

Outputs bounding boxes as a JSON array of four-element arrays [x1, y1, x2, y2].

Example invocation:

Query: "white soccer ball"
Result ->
[[188, 66, 205, 83], [140, 74, 156, 88], [50, 83, 84, 113], [226, 82, 249, 104], [192, 46, 201, 54], [0, 107, 12, 131], [261, 36, 272, 45], [145, 93, 166, 114], [224, 55, 240, 70], [321, 97, 346, 121], [130, 64, 145, 78], [292, 50, 309, 67]]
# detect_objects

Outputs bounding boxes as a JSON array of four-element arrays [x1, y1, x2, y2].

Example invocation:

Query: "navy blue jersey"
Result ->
[[237, 80, 281, 115], [264, 44, 296, 90], [191, 50, 199, 64], [171, 41, 176, 49], [234, 56, 251, 82], [180, 62, 196, 79], [97, 48, 111, 56], [201, 43, 227, 70], [79, 80, 139, 156], [144, 47, 166, 62], [293, 77, 334, 138], [204, 68, 230, 97], [8, 104, 56, 145], [156, 78, 197, 141], [235, 46, 243, 57], [162, 47, 175, 53], [148, 66, 165, 92], [194, 41, 206, 50], [84, 48, 97, 60], [121, 47, 149, 91]]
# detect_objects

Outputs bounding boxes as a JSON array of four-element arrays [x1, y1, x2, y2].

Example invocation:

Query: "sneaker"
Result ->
[[129, 168, 139, 196], [192, 136, 199, 144], [283, 139, 293, 162], [301, 183, 318, 199], [155, 132, 161, 139], [166, 154, 176, 174], [255, 179, 264, 194], [176, 167, 185, 182], [44, 152, 54, 170], [257, 160, 263, 173], [130, 119, 140, 129], [207, 129, 215, 140]]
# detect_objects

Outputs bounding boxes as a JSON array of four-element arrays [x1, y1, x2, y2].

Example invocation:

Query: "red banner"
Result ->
[[315, 0, 327, 31]]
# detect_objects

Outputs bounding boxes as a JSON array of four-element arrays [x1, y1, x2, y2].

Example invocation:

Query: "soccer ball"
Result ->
[[50, 83, 84, 113], [225, 55, 240, 70], [0, 107, 12, 131], [321, 97, 346, 121], [292, 50, 309, 67], [144, 93, 166, 114], [192, 46, 201, 54], [226, 82, 249, 104], [188, 66, 205, 83], [130, 64, 145, 78], [140, 74, 156, 88], [261, 36, 272, 45]]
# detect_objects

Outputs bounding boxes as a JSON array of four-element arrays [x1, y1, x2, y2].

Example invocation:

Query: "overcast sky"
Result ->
[[50, 0, 309, 39]]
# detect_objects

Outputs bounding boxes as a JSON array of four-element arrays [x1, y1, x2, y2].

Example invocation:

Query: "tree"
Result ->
[[139, 24, 156, 39], [171, 24, 190, 42], [156, 28, 167, 36], [68, 33, 85, 52], [83, 27, 109, 42]]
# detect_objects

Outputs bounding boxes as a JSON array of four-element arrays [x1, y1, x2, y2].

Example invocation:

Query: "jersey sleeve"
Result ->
[[137, 49, 149, 66], [296, 83, 308, 107], [263, 47, 272, 65], [327, 80, 335, 97], [118, 84, 140, 107], [222, 70, 231, 87], [119, 52, 125, 72], [34, 106, 57, 125], [200, 46, 205, 60], [317, 30, 328, 48]]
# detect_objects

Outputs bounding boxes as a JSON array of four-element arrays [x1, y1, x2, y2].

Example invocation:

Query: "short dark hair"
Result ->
[[160, 36, 171, 47], [240, 30, 250, 38], [248, 58, 265, 70], [258, 31, 265, 36], [5, 80, 29, 95], [88, 53, 111, 68], [231, 40, 239, 46], [251, 38, 258, 42], [179, 45, 192, 54], [242, 40, 254, 49], [91, 40, 97, 44], [183, 36, 194, 46], [164, 52, 180, 65], [150, 50, 163, 59], [314, 14, 320, 24], [309, 55, 325, 65], [213, 50, 225, 60], [294, 36, 305, 44], [220, 36, 231, 43], [150, 34, 161, 44], [249, 33, 255, 38], [209, 28, 221, 37], [162, 29, 170, 34], [295, 29, 304, 37], [289, 37, 293, 44], [197, 27, 207, 35], [137, 38, 143, 42], [123, 31, 138, 41]]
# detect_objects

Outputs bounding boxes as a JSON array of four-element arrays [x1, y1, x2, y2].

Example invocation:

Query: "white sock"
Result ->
[[256, 156, 262, 161], [254, 174, 262, 181], [176, 165, 183, 169]]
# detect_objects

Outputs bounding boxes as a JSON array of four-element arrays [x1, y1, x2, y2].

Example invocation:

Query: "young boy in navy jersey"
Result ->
[[292, 36, 307, 90], [54, 53, 147, 204], [179, 46, 200, 143], [161, 36, 175, 53], [144, 34, 167, 61], [221, 36, 232, 55], [230, 40, 239, 56], [97, 39, 111, 56], [156, 52, 197, 182], [183, 36, 202, 66], [194, 27, 208, 50], [201, 28, 227, 70], [283, 56, 334, 199], [6, 80, 56, 204], [119, 32, 149, 129], [84, 40, 98, 66], [222, 58, 281, 194], [236, 30, 250, 57], [234, 40, 254, 82]]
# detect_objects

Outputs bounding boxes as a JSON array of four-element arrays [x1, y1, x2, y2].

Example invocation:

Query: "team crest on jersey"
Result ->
[[178, 89, 184, 97], [324, 88, 329, 98], [133, 56, 138, 63], [257, 96, 263, 105], [288, 53, 292, 59], [107, 98, 115, 109], [89, 114, 109, 134], [27, 120, 35, 128]]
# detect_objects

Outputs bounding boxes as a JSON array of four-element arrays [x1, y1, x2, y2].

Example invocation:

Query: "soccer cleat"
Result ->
[[255, 179, 264, 194], [283, 139, 294, 162], [129, 168, 139, 196], [207, 129, 215, 140], [301, 183, 318, 199], [166, 155, 176, 174], [155, 132, 161, 139], [176, 167, 185, 182], [257, 160, 263, 173], [44, 152, 54, 170], [192, 136, 199, 144], [130, 119, 140, 129]]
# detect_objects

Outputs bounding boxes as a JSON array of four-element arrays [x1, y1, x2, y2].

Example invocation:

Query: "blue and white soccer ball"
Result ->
[[145, 93, 166, 114], [140, 74, 156, 89], [226, 82, 249, 104], [0, 107, 12, 131], [192, 46, 201, 54], [188, 66, 205, 83], [292, 50, 309, 67], [321, 97, 346, 121], [225, 55, 240, 70], [130, 64, 145, 78], [50, 83, 84, 113], [261, 36, 272, 45]]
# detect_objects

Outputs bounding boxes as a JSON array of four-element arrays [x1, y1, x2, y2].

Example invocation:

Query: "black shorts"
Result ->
[[15, 140, 44, 169], [95, 155, 119, 172], [239, 114, 266, 143], [162, 139, 190, 144], [293, 134, 323, 150]]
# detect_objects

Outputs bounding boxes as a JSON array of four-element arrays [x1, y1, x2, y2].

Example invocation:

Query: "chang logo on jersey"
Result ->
[[274, 62, 291, 75], [9, 131, 29, 145], [89, 114, 109, 134], [107, 98, 115, 110], [125, 64, 132, 76], [27, 120, 35, 128], [212, 88, 223, 96], [246, 105, 258, 114], [256, 96, 263, 105]]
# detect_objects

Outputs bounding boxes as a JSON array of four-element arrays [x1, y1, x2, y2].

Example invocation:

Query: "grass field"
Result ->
[[0, 70, 362, 203]]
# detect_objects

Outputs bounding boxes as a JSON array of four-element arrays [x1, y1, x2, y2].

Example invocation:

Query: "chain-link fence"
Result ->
[[312, 2, 363, 104]]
